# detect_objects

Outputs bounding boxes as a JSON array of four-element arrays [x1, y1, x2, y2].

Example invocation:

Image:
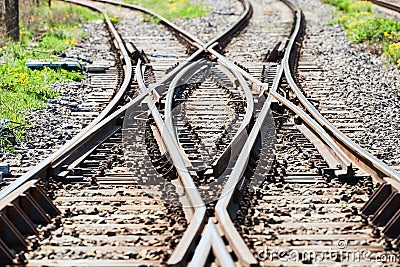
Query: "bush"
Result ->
[[324, 0, 400, 67], [0, 2, 98, 151]]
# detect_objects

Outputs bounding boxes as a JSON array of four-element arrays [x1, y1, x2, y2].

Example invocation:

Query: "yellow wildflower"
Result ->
[[65, 39, 78, 46]]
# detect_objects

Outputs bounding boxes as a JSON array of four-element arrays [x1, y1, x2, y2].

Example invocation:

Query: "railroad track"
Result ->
[[0, 0, 400, 266]]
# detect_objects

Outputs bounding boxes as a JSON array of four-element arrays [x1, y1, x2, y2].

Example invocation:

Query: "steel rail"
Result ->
[[270, 91, 353, 176], [370, 0, 400, 12], [151, 50, 205, 98], [205, 0, 253, 49], [1, 0, 258, 265], [208, 46, 265, 89], [90, 0, 263, 98], [162, 58, 256, 267], [89, 0, 260, 98], [136, 61, 207, 266], [128, 0, 255, 264], [204, 0, 266, 91], [136, 60, 205, 210], [158, 0, 256, 263], [213, 63, 283, 266], [165, 60, 209, 169], [0, 0, 209, 203], [211, 65, 255, 177], [91, 0, 400, 265], [208, 0, 399, 263], [190, 219, 235, 267], [0, 0, 315, 265], [209, 0, 400, 264], [165, 59, 255, 177], [0, 1, 134, 200], [89, 0, 208, 100], [280, 0, 400, 184], [0, 90, 147, 199]]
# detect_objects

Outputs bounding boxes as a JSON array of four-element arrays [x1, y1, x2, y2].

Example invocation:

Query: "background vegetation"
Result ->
[[0, 2, 102, 151], [322, 0, 400, 67], [122, 0, 211, 20]]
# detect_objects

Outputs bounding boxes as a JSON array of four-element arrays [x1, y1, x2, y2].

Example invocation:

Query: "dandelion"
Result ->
[[65, 39, 77, 46]]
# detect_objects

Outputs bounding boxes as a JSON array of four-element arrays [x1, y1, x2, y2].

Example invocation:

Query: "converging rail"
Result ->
[[1, 0, 400, 265], [180, 0, 400, 264]]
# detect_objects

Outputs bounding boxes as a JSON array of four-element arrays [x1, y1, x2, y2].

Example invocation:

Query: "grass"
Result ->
[[0, 2, 103, 152], [322, 0, 400, 67], [122, 0, 211, 20]]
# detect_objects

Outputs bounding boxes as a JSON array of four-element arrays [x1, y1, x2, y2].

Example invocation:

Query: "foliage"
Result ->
[[0, 2, 99, 151], [122, 0, 211, 20], [323, 0, 400, 67], [110, 16, 120, 24]]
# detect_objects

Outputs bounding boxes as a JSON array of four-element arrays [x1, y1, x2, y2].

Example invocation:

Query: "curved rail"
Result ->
[[121, 0, 400, 265], [89, 0, 210, 101], [164, 60, 209, 168], [136, 61, 207, 266], [212, 0, 400, 264], [165, 59, 255, 177], [1, 0, 300, 265], [280, 0, 400, 184], [206, 0, 253, 49], [120, 0, 252, 266], [0, 0, 133, 200], [211, 65, 255, 177], [91, 0, 256, 94], [371, 0, 400, 12], [213, 64, 284, 267], [156, 0, 254, 264]]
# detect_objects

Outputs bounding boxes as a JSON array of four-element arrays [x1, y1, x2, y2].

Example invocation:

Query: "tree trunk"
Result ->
[[5, 0, 19, 41]]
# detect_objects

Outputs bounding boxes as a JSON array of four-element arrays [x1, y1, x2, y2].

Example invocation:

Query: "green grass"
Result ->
[[122, 0, 211, 20], [323, 0, 400, 67], [0, 2, 102, 152]]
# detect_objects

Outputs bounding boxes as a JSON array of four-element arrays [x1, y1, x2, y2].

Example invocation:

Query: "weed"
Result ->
[[385, 42, 400, 67], [123, 0, 211, 20], [323, 0, 400, 67], [0, 2, 98, 152], [110, 16, 120, 24]]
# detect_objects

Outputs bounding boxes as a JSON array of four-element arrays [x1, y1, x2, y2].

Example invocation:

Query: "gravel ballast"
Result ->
[[173, 0, 243, 42]]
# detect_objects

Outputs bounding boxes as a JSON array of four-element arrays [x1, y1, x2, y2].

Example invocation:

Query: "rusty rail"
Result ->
[[370, 0, 400, 12], [136, 60, 207, 266], [277, 0, 400, 243]]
